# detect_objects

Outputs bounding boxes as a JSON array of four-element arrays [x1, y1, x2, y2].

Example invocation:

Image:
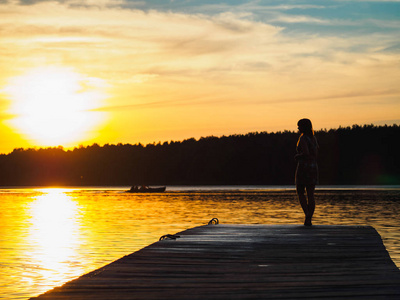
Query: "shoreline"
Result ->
[[1, 185, 400, 191]]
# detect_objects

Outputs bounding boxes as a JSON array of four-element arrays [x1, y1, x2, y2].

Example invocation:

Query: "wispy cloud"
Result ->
[[1, 1, 398, 91], [270, 15, 331, 24], [18, 0, 125, 7], [0, 0, 399, 149]]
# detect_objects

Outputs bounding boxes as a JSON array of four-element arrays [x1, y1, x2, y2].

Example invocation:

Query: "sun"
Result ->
[[4, 66, 108, 147]]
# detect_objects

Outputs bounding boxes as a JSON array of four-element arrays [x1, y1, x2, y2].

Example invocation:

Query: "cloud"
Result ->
[[0, 1, 399, 109], [166, 2, 326, 14], [270, 15, 331, 24], [0, 0, 399, 151], [0, 2, 282, 76], [17, 0, 125, 7]]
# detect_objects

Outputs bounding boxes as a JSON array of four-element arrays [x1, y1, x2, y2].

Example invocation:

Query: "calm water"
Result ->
[[1, 186, 400, 299]]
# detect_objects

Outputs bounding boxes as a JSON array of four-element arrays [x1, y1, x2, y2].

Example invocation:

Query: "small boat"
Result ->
[[127, 186, 166, 193]]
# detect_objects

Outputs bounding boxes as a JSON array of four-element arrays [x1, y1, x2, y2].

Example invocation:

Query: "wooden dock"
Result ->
[[31, 225, 400, 299]]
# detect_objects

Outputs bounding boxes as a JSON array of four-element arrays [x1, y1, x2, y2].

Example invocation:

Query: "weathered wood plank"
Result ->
[[31, 225, 400, 299]]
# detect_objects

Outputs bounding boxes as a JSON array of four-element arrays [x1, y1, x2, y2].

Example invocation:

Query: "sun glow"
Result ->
[[4, 66, 108, 147]]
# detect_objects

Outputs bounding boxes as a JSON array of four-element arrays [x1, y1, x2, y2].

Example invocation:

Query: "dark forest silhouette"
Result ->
[[0, 124, 398, 186]]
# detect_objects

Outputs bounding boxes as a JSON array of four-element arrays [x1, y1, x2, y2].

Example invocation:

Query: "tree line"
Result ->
[[0, 124, 398, 186]]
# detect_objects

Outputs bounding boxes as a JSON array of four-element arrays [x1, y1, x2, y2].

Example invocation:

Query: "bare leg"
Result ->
[[296, 185, 309, 223], [297, 184, 315, 226], [305, 185, 315, 219]]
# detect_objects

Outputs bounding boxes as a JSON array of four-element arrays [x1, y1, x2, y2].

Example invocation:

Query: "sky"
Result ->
[[0, 0, 399, 154]]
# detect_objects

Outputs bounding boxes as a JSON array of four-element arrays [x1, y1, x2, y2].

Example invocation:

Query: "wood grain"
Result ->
[[31, 225, 400, 299]]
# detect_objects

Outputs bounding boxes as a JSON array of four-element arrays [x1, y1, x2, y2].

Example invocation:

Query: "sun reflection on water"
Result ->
[[26, 189, 83, 294], [1, 188, 399, 299]]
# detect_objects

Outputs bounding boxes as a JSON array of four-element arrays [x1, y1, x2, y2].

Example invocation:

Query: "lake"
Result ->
[[1, 186, 399, 299]]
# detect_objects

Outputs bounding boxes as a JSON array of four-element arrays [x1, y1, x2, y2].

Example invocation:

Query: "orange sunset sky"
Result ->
[[0, 0, 399, 154]]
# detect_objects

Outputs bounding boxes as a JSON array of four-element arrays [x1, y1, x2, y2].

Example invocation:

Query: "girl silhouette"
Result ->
[[295, 119, 319, 226]]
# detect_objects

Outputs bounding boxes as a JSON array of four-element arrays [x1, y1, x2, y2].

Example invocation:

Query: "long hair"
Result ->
[[297, 118, 314, 137]]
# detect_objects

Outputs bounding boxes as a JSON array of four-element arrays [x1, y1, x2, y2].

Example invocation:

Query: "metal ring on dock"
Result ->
[[208, 218, 219, 225], [159, 234, 180, 241]]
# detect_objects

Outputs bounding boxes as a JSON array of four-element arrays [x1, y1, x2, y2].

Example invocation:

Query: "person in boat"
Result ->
[[139, 185, 149, 191], [130, 185, 139, 192], [295, 118, 319, 226]]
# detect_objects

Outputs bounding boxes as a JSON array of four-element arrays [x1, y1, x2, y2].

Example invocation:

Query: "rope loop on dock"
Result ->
[[159, 234, 181, 241], [208, 218, 219, 225]]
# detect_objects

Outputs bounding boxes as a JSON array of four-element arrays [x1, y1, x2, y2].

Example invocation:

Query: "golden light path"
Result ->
[[4, 66, 108, 148], [24, 189, 84, 294]]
